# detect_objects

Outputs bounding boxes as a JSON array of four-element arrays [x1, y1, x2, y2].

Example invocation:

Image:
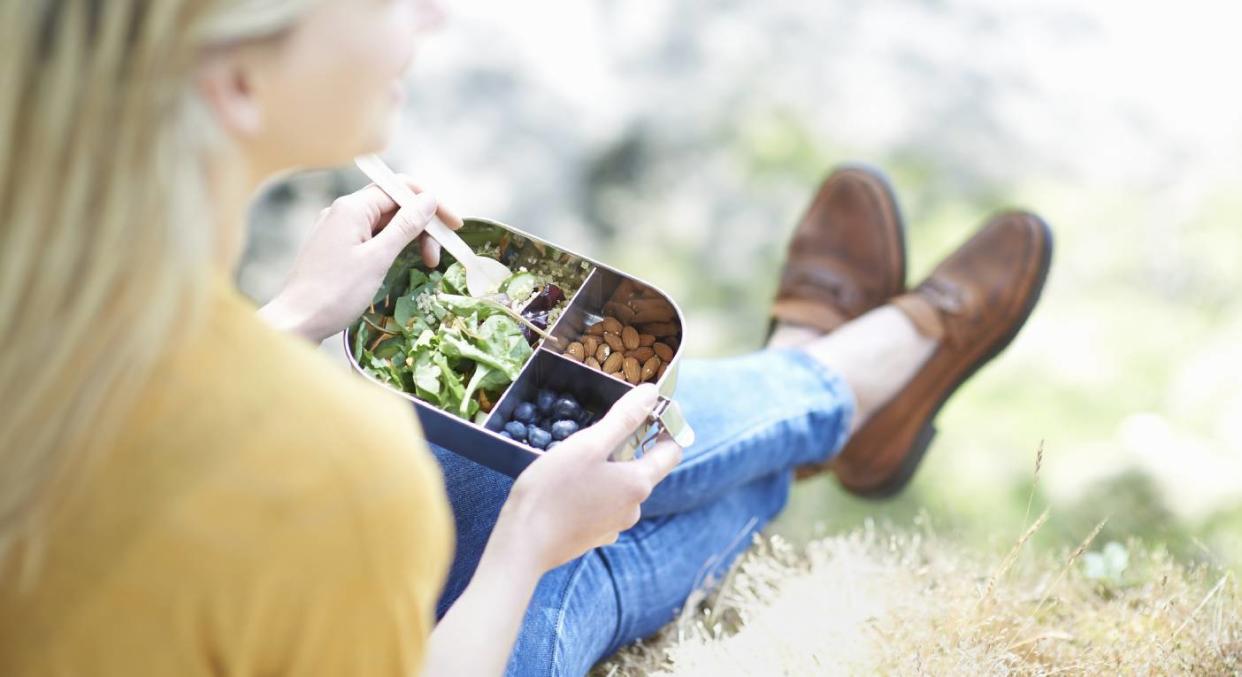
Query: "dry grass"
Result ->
[[592, 519, 1241, 676]]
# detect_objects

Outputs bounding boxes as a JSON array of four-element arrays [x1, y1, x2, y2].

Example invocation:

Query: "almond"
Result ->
[[601, 316, 623, 334], [631, 298, 676, 323], [612, 303, 638, 325], [603, 331, 624, 352], [639, 322, 679, 338], [582, 335, 600, 358], [585, 356, 601, 369], [586, 321, 606, 336], [638, 333, 656, 347], [641, 356, 661, 382], [628, 346, 655, 363], [622, 357, 641, 384], [610, 279, 638, 302], [565, 342, 585, 361], [595, 343, 612, 362], [603, 352, 624, 374], [621, 325, 640, 350], [653, 342, 674, 362]]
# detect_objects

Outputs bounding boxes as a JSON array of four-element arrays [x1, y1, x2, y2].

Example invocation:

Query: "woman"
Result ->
[[0, 1, 1051, 675]]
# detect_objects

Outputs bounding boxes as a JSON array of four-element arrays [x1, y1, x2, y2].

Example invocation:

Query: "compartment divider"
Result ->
[[482, 349, 635, 434], [541, 267, 600, 350], [541, 267, 628, 356], [489, 267, 602, 429], [481, 370, 532, 431]]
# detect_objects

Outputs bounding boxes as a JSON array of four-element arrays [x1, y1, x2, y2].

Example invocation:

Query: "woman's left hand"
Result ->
[[259, 177, 463, 343]]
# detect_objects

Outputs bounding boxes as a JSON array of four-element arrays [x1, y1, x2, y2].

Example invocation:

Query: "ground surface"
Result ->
[[593, 523, 1240, 676]]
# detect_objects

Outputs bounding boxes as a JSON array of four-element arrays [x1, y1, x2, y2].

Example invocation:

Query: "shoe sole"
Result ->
[[852, 212, 1055, 499]]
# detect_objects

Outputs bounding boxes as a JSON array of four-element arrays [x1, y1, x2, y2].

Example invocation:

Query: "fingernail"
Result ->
[[414, 191, 438, 220]]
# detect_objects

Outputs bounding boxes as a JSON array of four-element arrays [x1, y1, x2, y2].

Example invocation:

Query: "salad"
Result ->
[[350, 225, 591, 422]]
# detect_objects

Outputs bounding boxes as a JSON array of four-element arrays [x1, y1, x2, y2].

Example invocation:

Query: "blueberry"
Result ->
[[576, 409, 596, 426], [552, 395, 581, 420], [547, 441, 561, 450], [503, 421, 528, 442], [551, 419, 580, 440], [527, 427, 553, 450], [535, 389, 557, 414], [499, 430, 514, 440], [513, 402, 538, 424]]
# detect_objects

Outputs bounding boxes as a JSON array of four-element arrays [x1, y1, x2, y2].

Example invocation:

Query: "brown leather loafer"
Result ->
[[771, 165, 906, 334], [832, 211, 1054, 498]]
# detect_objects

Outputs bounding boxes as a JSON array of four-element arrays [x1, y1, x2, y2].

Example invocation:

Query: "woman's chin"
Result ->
[[354, 113, 401, 158]]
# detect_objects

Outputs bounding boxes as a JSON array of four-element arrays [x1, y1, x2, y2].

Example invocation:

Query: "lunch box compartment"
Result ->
[[546, 268, 683, 389], [484, 348, 634, 436], [344, 217, 690, 477]]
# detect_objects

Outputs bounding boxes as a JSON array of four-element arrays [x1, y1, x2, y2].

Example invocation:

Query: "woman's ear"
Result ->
[[195, 51, 264, 139]]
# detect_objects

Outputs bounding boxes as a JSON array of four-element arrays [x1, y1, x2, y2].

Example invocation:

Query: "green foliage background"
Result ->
[[244, 1, 1242, 570]]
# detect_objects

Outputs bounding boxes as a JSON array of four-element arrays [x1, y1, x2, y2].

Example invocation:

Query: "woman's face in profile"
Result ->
[[234, 0, 439, 173]]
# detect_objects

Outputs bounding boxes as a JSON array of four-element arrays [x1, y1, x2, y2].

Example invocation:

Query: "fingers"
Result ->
[[432, 197, 464, 231], [330, 184, 400, 225], [400, 175, 463, 230], [572, 384, 660, 459], [420, 235, 442, 269], [631, 436, 683, 487], [329, 176, 461, 269], [363, 194, 439, 262]]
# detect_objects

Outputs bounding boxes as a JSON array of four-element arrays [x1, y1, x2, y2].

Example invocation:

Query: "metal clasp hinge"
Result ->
[[614, 396, 696, 461]]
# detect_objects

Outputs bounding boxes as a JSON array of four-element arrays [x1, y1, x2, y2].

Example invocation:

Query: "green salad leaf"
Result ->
[[355, 258, 546, 421]]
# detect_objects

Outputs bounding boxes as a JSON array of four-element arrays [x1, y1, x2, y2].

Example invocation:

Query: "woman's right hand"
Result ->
[[492, 384, 683, 572], [426, 385, 682, 676]]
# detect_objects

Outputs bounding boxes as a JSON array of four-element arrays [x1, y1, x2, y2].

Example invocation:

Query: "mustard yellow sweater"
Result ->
[[0, 276, 453, 675]]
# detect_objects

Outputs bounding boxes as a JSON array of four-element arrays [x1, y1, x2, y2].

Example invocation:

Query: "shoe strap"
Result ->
[[892, 293, 946, 341], [892, 277, 967, 346], [772, 297, 849, 334], [773, 258, 863, 332]]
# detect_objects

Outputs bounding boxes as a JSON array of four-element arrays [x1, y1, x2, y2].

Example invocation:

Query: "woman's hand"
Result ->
[[492, 384, 684, 572], [425, 384, 682, 677], [258, 178, 464, 343]]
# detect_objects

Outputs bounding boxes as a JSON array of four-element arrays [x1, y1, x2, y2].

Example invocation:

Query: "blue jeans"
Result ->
[[431, 348, 854, 676]]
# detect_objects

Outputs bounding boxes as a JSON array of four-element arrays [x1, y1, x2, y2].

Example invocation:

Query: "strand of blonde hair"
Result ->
[[0, 0, 319, 579]]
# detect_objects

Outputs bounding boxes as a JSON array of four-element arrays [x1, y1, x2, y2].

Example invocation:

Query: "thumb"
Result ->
[[630, 436, 683, 487], [573, 384, 660, 459], [366, 191, 439, 260]]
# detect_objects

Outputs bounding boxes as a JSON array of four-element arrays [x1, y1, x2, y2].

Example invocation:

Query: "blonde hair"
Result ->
[[0, 0, 319, 574]]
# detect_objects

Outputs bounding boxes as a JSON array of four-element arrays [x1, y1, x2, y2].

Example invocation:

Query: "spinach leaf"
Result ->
[[440, 329, 527, 382], [431, 352, 476, 417], [442, 262, 468, 296], [352, 321, 372, 358], [436, 293, 508, 320], [394, 295, 420, 331], [411, 351, 444, 406], [372, 243, 421, 305]]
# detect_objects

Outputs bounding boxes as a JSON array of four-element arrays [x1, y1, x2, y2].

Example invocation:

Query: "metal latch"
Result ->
[[613, 396, 696, 461]]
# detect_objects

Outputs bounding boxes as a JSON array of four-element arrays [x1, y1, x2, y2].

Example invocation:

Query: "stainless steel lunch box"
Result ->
[[343, 217, 694, 477]]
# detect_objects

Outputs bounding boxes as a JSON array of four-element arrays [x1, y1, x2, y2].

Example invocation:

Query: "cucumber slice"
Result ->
[[501, 271, 538, 303]]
